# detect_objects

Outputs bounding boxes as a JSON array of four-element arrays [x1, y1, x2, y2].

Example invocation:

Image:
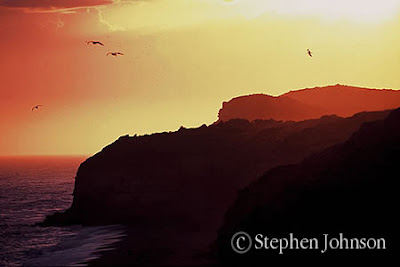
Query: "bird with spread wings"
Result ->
[[107, 52, 124, 57], [86, 40, 104, 46], [32, 105, 42, 111]]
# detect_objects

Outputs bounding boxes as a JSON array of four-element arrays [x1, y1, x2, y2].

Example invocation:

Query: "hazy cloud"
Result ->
[[0, 0, 114, 12]]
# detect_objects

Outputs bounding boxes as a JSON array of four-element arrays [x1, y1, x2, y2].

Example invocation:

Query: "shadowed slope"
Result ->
[[217, 108, 400, 264]]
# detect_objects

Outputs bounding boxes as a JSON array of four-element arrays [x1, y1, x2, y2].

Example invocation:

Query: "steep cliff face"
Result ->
[[218, 85, 400, 122], [41, 109, 395, 265], [45, 110, 389, 229], [216, 108, 400, 263]]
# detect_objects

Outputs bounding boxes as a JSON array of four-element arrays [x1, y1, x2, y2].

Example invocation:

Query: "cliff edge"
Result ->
[[42, 110, 393, 265]]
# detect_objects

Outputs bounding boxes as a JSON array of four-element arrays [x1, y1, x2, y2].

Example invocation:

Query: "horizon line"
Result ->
[[0, 154, 90, 157]]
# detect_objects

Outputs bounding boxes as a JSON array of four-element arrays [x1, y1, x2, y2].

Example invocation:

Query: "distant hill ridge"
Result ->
[[218, 84, 400, 122]]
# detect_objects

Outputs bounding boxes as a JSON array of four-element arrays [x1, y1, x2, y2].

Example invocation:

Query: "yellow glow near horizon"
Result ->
[[1, 0, 400, 155]]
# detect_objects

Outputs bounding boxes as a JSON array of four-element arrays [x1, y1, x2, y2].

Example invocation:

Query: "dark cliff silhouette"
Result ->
[[42, 110, 392, 265], [216, 108, 400, 264], [218, 85, 400, 122]]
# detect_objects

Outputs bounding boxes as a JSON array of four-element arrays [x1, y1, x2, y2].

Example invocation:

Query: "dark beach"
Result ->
[[87, 225, 220, 266]]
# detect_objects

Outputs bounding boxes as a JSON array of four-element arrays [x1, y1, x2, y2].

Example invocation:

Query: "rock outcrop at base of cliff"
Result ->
[[218, 85, 400, 122], [216, 108, 400, 264]]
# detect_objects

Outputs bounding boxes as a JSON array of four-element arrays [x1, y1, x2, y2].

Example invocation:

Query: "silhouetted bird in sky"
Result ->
[[32, 105, 42, 111], [86, 40, 104, 46], [307, 49, 313, 57], [107, 52, 124, 57]]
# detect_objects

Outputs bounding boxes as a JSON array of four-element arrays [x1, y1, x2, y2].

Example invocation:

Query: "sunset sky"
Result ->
[[1, 0, 400, 155]]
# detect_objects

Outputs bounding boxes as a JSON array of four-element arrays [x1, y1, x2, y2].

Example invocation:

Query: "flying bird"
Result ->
[[86, 40, 104, 46], [32, 105, 42, 111], [107, 52, 124, 57], [307, 49, 313, 57]]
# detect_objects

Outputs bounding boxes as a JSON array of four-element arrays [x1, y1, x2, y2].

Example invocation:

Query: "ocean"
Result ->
[[0, 156, 125, 267]]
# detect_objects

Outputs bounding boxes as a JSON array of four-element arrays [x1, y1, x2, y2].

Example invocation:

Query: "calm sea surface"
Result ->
[[0, 156, 125, 266]]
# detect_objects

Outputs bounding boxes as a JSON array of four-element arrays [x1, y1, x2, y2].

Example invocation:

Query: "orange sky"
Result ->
[[1, 0, 400, 155]]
